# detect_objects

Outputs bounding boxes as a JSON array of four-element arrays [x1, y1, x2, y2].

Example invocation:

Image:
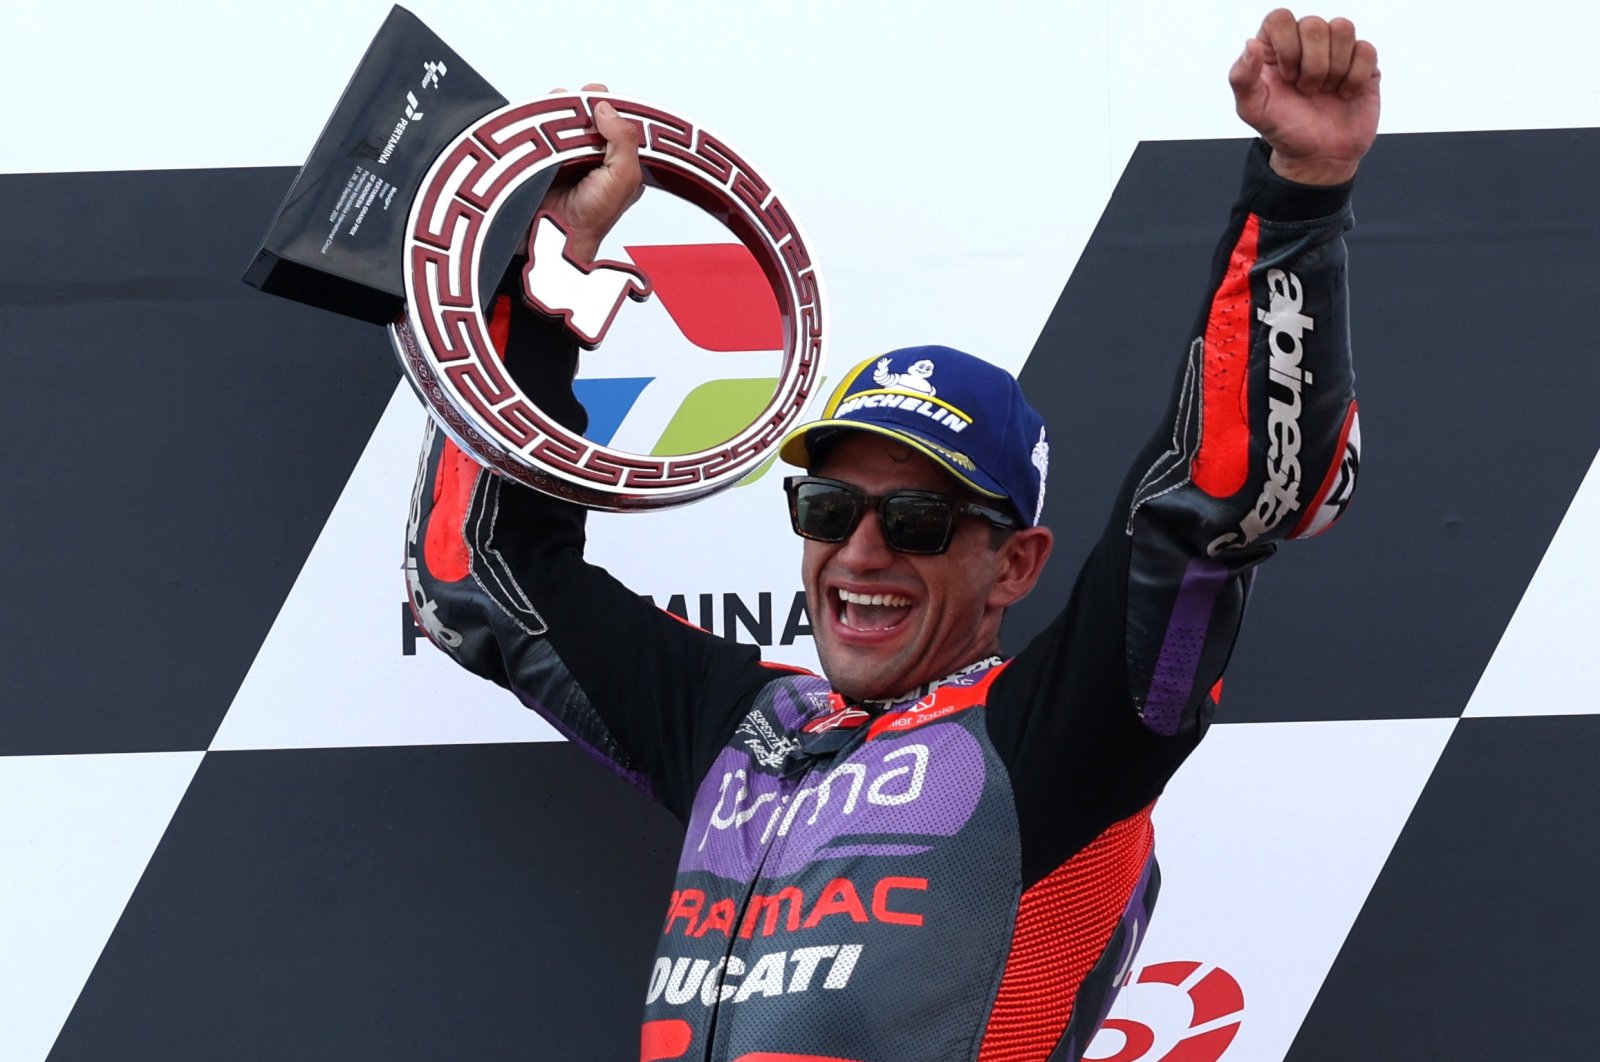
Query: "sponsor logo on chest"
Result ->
[[697, 743, 929, 852], [734, 707, 802, 770]]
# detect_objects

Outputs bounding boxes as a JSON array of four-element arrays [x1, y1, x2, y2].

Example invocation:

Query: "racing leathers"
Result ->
[[405, 140, 1360, 1062]]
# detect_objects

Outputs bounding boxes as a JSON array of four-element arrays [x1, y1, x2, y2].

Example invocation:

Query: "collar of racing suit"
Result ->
[[782, 654, 1007, 777], [852, 654, 1005, 711]]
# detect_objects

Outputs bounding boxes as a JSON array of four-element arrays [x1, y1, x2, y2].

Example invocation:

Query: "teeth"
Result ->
[[837, 588, 912, 608]]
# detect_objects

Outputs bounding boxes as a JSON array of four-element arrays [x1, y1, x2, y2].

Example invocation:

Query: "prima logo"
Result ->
[[697, 744, 930, 852], [1209, 267, 1313, 554]]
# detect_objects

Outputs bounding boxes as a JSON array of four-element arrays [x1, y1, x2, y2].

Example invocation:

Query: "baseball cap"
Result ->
[[777, 345, 1051, 527]]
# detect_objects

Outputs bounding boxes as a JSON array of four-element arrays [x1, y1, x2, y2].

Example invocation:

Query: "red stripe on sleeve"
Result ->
[[419, 296, 513, 584], [421, 439, 478, 583], [1190, 214, 1261, 498], [487, 293, 512, 354]]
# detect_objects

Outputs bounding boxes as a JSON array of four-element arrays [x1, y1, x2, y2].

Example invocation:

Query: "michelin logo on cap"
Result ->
[[835, 357, 974, 434], [834, 390, 973, 433], [779, 344, 1047, 526]]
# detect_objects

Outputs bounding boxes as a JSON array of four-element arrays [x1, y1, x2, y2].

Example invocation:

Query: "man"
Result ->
[[406, 10, 1377, 1060]]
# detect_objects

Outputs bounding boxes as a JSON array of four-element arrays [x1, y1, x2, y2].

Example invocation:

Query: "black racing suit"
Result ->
[[405, 141, 1360, 1062]]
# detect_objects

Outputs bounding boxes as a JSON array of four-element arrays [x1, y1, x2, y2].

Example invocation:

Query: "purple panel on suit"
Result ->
[[1142, 556, 1229, 736], [681, 722, 986, 881]]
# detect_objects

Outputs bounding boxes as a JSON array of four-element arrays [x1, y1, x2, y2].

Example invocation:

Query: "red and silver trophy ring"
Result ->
[[390, 92, 827, 511]]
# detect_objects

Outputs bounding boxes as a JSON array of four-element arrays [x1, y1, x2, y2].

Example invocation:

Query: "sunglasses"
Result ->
[[783, 476, 1019, 555]]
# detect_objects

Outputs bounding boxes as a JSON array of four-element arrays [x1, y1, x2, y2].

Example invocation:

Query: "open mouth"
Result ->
[[835, 587, 914, 632]]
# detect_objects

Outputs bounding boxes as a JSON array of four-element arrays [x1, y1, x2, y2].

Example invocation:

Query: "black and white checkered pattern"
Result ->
[[7, 15, 1600, 1052]]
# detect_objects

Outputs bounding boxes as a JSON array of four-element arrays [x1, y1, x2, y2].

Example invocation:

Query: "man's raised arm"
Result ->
[[1118, 9, 1379, 735], [405, 89, 776, 821], [994, 10, 1378, 760]]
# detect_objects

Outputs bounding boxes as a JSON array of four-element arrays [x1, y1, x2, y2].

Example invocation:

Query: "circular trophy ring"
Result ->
[[389, 92, 827, 511]]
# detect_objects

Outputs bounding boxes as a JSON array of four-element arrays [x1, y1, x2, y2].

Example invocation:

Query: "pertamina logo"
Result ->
[[378, 60, 448, 165]]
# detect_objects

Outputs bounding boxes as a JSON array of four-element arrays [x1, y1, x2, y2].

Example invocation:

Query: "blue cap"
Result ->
[[777, 345, 1051, 527]]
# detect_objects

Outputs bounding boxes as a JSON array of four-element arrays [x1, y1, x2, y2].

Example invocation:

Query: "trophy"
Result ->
[[246, 6, 826, 510]]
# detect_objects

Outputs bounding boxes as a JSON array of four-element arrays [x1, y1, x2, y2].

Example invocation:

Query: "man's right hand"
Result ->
[[537, 84, 645, 263]]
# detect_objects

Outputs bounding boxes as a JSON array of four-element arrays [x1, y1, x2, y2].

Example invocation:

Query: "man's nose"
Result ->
[[834, 505, 895, 568]]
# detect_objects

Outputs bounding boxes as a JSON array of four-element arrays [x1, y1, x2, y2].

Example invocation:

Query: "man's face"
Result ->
[[801, 434, 1014, 701]]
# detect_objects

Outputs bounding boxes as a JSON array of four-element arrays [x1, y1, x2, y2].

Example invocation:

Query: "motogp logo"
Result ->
[[390, 92, 827, 511], [1086, 962, 1244, 1062]]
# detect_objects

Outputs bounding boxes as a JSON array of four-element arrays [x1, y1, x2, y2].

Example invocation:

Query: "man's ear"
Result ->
[[989, 526, 1054, 610]]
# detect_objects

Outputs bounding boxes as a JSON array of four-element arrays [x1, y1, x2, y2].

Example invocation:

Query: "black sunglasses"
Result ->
[[783, 476, 1019, 555]]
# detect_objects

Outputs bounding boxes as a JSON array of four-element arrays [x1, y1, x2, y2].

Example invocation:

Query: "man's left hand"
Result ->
[[1230, 9, 1380, 185]]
